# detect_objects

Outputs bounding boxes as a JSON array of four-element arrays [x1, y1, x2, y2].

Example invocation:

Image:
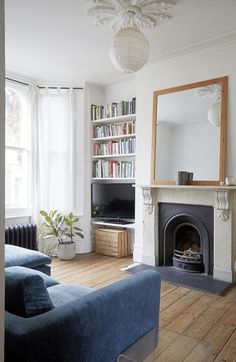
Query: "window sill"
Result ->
[[5, 208, 32, 220]]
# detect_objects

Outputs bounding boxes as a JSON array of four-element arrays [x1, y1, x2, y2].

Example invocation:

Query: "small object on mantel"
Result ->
[[225, 176, 235, 186], [187, 172, 193, 182], [176, 171, 193, 185], [176, 171, 187, 185]]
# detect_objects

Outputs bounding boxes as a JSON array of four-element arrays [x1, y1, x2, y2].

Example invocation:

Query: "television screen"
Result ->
[[91, 183, 135, 220]]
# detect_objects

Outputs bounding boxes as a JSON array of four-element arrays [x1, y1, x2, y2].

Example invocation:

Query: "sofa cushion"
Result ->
[[5, 266, 59, 287], [5, 245, 51, 268], [5, 269, 54, 318], [48, 284, 94, 308]]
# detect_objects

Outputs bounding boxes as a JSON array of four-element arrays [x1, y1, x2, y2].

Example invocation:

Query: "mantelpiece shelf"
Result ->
[[136, 184, 236, 190], [92, 114, 136, 125], [92, 134, 136, 142]]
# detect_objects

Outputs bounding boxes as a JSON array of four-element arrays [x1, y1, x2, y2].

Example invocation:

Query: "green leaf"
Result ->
[[74, 226, 82, 231], [73, 218, 80, 223], [51, 210, 57, 218], [45, 216, 52, 223], [69, 212, 73, 219], [75, 232, 84, 239], [40, 210, 48, 217], [39, 233, 55, 240]]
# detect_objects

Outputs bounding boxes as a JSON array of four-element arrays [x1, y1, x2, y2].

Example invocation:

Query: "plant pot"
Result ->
[[57, 242, 76, 260]]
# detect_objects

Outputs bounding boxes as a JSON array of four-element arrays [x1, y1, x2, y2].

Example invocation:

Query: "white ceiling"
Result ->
[[5, 0, 236, 86]]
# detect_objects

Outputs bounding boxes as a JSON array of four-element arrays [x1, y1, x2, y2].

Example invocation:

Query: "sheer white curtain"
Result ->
[[30, 87, 84, 223]]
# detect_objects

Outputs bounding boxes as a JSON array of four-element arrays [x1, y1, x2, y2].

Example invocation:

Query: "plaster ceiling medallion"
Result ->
[[86, 0, 176, 73], [197, 83, 222, 102], [197, 84, 222, 127]]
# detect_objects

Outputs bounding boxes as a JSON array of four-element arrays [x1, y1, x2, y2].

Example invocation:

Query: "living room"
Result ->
[[1, 0, 236, 361]]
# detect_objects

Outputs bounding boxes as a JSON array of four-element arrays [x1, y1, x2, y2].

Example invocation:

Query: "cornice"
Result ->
[[148, 31, 236, 66], [106, 31, 236, 85]]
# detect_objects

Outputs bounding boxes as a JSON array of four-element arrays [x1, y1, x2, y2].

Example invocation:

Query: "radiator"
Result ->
[[5, 223, 37, 250]]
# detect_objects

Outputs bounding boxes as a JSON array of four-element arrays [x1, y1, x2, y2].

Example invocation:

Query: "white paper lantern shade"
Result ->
[[109, 27, 149, 74], [208, 101, 221, 127]]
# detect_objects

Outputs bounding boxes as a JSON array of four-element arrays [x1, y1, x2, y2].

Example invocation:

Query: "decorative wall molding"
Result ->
[[142, 188, 155, 215], [216, 190, 230, 222], [148, 31, 236, 68]]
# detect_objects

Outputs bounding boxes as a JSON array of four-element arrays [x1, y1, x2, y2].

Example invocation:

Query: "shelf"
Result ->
[[92, 178, 135, 183], [92, 220, 135, 230], [91, 99, 136, 183], [92, 153, 135, 159], [92, 134, 136, 142], [91, 114, 136, 125]]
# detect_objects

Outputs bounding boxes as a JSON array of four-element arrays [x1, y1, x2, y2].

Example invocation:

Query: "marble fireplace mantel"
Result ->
[[135, 185, 236, 283]]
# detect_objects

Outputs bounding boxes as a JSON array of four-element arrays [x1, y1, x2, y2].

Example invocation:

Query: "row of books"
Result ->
[[93, 121, 135, 138], [94, 160, 135, 178], [93, 139, 136, 156], [91, 97, 136, 120]]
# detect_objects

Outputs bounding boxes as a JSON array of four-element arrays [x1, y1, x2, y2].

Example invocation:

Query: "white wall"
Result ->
[[134, 39, 236, 263], [0, 0, 5, 358], [79, 83, 105, 253], [104, 78, 136, 104]]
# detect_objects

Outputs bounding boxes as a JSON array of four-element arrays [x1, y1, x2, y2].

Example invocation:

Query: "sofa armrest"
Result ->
[[5, 270, 161, 362]]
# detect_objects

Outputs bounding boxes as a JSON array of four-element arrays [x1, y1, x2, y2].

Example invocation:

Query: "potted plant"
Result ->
[[58, 212, 84, 260], [39, 210, 84, 260]]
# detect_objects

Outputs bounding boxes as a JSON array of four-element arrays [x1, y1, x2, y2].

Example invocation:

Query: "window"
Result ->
[[5, 82, 31, 216]]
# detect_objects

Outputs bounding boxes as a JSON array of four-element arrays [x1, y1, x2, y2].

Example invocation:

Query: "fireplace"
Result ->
[[173, 224, 202, 273], [158, 203, 214, 275]]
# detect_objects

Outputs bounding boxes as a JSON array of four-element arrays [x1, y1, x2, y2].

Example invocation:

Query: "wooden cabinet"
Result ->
[[95, 228, 128, 257]]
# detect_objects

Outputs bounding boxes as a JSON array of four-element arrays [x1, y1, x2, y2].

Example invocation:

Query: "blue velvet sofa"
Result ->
[[5, 244, 52, 275], [5, 266, 161, 362]]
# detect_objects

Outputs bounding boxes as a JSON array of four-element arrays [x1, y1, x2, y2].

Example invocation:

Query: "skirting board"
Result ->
[[142, 255, 155, 266], [213, 267, 233, 283]]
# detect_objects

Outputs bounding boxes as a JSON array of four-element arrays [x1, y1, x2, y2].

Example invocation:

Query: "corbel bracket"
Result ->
[[142, 188, 155, 215], [217, 190, 230, 222]]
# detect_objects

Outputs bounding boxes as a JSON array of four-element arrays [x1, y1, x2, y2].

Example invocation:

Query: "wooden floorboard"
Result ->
[[51, 253, 236, 361]]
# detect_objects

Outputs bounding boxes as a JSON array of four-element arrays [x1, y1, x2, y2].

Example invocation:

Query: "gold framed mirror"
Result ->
[[151, 76, 228, 185]]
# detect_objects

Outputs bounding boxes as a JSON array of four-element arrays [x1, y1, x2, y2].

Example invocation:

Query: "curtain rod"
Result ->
[[5, 77, 83, 90]]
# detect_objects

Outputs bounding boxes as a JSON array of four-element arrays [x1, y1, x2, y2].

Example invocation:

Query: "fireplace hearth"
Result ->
[[158, 203, 214, 275]]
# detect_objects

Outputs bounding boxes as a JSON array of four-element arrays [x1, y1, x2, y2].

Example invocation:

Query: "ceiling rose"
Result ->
[[86, 0, 175, 32], [86, 0, 176, 73]]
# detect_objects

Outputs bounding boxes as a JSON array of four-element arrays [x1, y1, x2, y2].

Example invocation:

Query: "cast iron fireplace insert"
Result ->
[[157, 203, 214, 275]]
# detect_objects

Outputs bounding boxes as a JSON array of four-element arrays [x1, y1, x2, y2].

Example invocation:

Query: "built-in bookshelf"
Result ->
[[91, 97, 136, 121], [91, 98, 136, 181]]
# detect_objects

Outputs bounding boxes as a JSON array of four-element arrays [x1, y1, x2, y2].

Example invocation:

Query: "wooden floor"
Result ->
[[52, 253, 236, 362]]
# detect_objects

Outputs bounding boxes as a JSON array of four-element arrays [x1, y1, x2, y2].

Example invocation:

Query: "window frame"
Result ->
[[5, 81, 31, 218]]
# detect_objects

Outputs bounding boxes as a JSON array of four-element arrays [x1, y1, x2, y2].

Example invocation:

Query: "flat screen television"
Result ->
[[91, 183, 135, 221]]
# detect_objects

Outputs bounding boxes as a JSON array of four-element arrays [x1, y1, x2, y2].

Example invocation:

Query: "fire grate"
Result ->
[[173, 248, 203, 273]]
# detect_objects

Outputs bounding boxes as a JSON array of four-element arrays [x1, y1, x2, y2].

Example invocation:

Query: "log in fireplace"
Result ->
[[157, 203, 214, 275]]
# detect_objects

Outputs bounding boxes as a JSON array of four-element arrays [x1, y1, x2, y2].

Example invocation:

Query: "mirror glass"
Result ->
[[151, 77, 227, 185]]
